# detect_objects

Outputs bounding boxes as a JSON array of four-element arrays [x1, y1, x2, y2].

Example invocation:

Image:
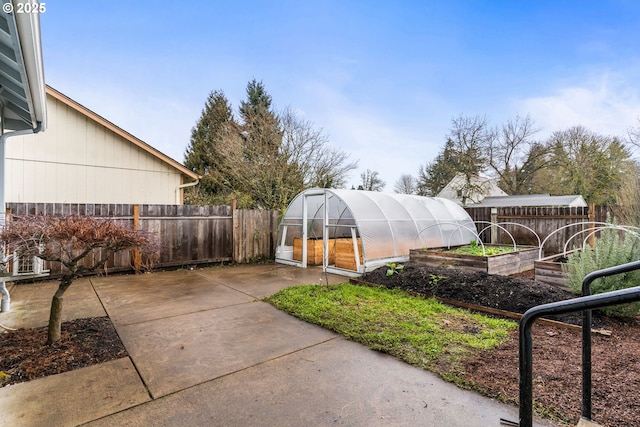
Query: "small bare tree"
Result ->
[[487, 115, 548, 194], [359, 169, 385, 191], [280, 107, 358, 189], [627, 119, 640, 151], [1, 215, 152, 344], [393, 174, 416, 194]]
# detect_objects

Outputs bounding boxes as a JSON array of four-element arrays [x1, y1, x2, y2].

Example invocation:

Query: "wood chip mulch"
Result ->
[[0, 316, 127, 387]]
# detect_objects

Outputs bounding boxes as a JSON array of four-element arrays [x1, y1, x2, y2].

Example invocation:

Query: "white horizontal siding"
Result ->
[[5, 93, 184, 204]]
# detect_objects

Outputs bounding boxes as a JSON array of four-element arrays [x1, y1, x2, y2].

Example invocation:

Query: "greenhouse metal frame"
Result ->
[[275, 188, 477, 276]]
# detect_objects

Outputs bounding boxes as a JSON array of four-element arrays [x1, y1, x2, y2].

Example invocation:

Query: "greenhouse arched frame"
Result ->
[[275, 188, 477, 276]]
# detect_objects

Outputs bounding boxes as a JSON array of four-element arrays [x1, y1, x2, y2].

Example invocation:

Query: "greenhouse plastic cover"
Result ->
[[277, 188, 477, 269]]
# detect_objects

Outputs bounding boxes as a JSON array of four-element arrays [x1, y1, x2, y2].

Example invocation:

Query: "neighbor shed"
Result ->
[[275, 188, 477, 276], [468, 194, 587, 208]]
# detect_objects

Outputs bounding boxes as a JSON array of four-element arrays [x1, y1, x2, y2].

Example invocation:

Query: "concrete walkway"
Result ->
[[0, 264, 558, 427]]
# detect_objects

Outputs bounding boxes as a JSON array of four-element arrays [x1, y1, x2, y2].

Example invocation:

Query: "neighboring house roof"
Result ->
[[437, 173, 508, 205], [45, 85, 199, 182], [468, 194, 588, 208]]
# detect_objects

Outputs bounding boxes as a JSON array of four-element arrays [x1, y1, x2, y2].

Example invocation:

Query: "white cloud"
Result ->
[[516, 70, 640, 139], [300, 82, 443, 191]]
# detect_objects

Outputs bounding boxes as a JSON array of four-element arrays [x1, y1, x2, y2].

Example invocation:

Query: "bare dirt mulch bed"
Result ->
[[0, 317, 127, 387], [361, 262, 640, 427]]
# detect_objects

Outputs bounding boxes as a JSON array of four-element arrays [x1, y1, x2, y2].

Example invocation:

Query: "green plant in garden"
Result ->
[[386, 262, 404, 276], [448, 244, 513, 256], [565, 228, 640, 317], [429, 273, 446, 285]]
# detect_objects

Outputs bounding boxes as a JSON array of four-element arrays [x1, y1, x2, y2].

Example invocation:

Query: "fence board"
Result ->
[[465, 205, 614, 255], [6, 203, 278, 277], [233, 209, 279, 263]]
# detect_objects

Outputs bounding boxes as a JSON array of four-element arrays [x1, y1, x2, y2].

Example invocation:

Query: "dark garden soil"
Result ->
[[361, 262, 640, 427], [362, 262, 596, 326], [0, 317, 127, 387]]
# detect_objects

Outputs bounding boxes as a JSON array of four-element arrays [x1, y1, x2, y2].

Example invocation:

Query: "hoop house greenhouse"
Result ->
[[275, 188, 477, 276]]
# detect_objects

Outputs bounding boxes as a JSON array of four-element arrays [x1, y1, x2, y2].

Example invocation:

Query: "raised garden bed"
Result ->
[[293, 238, 331, 265], [293, 237, 362, 269], [409, 244, 539, 276], [533, 250, 579, 291]]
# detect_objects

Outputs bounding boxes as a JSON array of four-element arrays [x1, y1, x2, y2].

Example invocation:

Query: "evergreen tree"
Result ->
[[416, 139, 458, 196], [239, 79, 282, 158], [512, 142, 551, 194], [184, 90, 238, 204], [236, 79, 290, 209], [184, 80, 359, 210]]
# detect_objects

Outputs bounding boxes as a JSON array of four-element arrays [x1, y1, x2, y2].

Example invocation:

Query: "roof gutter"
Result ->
[[13, 4, 47, 128], [175, 178, 200, 204]]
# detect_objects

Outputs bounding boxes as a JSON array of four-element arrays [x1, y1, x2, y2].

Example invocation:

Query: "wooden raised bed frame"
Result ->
[[409, 244, 539, 275], [293, 237, 362, 269], [533, 250, 579, 291]]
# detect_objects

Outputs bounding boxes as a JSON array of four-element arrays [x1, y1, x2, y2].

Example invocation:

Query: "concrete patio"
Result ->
[[0, 263, 557, 426]]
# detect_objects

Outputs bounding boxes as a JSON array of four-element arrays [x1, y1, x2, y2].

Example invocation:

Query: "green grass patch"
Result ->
[[446, 245, 515, 256], [265, 283, 515, 380]]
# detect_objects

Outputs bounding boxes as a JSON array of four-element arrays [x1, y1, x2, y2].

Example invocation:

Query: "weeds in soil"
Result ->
[[266, 283, 515, 379], [429, 273, 446, 285]]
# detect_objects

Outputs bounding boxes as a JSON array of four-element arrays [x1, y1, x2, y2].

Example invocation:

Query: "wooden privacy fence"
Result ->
[[6, 203, 279, 276], [233, 208, 280, 263], [464, 205, 614, 255]]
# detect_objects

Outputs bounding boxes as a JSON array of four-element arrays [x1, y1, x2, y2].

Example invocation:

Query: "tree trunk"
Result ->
[[46, 276, 74, 345]]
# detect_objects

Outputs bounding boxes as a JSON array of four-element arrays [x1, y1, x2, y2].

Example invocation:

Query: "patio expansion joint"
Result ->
[[88, 277, 110, 316], [89, 278, 155, 401], [111, 299, 266, 328], [205, 277, 270, 300], [145, 334, 341, 401]]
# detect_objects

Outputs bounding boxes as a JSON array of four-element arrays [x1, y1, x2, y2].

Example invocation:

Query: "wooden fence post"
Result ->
[[490, 208, 498, 244], [133, 204, 141, 271], [231, 199, 238, 263], [588, 203, 596, 249]]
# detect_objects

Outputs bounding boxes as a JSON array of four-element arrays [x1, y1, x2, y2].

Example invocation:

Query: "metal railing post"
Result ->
[[579, 260, 640, 420], [519, 271, 640, 426]]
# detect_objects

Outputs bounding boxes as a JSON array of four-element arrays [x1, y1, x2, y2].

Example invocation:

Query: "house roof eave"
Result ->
[[45, 85, 198, 182]]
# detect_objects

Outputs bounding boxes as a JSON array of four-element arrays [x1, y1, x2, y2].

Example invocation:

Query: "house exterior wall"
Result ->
[[437, 173, 508, 205], [5, 92, 186, 204]]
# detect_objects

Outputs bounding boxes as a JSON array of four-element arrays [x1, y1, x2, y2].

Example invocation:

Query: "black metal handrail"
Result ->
[[580, 260, 640, 421], [518, 259, 640, 427]]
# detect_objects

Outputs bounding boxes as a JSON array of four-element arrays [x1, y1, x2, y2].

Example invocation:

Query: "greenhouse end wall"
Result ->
[[276, 189, 477, 275]]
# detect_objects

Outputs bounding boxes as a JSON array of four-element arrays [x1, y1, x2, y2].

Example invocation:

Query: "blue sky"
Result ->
[[40, 1, 640, 191]]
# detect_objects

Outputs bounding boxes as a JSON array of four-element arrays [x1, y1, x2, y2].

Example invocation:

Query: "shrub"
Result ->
[[565, 227, 640, 317]]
